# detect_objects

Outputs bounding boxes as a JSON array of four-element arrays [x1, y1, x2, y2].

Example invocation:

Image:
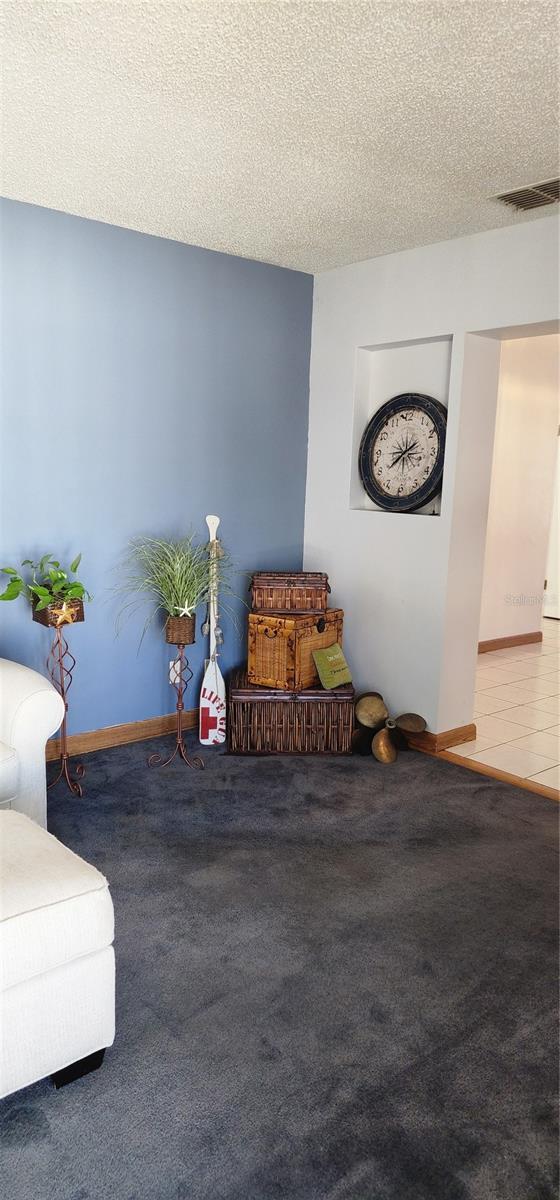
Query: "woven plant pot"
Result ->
[[32, 598, 85, 628], [165, 615, 195, 645]]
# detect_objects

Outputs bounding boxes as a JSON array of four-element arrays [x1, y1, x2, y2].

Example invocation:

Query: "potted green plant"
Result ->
[[0, 554, 91, 627], [116, 535, 228, 646]]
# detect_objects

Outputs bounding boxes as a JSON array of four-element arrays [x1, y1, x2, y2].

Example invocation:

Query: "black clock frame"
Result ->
[[358, 392, 447, 513]]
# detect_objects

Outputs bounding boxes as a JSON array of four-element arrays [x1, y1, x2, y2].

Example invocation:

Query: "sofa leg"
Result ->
[[51, 1048, 106, 1089]]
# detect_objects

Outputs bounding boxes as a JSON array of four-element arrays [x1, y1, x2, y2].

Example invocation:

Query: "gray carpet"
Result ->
[[1, 739, 558, 1200]]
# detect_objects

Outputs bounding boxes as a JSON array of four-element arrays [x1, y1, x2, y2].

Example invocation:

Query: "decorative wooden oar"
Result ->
[[199, 515, 227, 745]]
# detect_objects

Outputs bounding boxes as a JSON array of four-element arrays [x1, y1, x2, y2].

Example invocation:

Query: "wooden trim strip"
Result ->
[[478, 631, 542, 654], [46, 710, 559, 802], [46, 709, 198, 761], [407, 723, 477, 753], [432, 749, 559, 803]]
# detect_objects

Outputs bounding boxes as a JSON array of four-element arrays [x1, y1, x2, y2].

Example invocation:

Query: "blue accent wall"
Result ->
[[0, 199, 313, 734]]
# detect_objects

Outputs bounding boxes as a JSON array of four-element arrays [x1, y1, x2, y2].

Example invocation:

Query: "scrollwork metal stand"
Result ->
[[47, 627, 85, 797], [147, 644, 204, 771]]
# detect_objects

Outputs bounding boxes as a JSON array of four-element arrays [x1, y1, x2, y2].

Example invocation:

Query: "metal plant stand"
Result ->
[[47, 626, 85, 797], [148, 643, 204, 771]]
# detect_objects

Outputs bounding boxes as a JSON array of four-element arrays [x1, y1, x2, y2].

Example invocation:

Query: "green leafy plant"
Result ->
[[0, 554, 91, 612], [116, 534, 235, 644]]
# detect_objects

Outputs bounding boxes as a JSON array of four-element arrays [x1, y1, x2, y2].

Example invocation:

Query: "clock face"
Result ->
[[359, 393, 447, 513]]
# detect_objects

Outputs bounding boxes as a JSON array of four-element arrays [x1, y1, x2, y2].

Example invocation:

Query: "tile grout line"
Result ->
[[453, 625, 560, 788]]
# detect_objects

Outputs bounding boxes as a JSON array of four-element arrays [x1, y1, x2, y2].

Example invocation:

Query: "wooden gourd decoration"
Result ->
[[353, 693, 426, 762]]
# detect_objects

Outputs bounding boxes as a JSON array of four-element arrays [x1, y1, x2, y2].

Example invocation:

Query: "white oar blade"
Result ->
[[199, 660, 226, 745]]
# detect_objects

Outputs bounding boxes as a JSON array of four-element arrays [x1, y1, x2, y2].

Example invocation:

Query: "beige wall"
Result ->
[[543, 447, 559, 619], [478, 334, 559, 643]]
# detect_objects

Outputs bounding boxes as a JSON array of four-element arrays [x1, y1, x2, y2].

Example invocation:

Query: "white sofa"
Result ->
[[0, 810, 115, 1098], [0, 658, 65, 828]]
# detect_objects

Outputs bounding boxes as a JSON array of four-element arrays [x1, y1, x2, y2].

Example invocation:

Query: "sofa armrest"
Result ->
[[0, 659, 65, 826], [0, 658, 64, 748]]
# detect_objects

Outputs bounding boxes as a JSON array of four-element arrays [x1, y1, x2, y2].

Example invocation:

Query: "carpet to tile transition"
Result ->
[[0, 739, 558, 1200]]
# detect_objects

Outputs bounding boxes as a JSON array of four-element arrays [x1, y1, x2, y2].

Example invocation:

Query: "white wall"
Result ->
[[304, 216, 559, 732], [479, 335, 559, 643], [543, 446, 559, 620]]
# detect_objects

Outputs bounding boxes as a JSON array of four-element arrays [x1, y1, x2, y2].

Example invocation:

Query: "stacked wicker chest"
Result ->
[[228, 572, 354, 755]]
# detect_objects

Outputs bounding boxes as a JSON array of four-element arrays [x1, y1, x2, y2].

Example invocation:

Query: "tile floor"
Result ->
[[450, 618, 560, 793]]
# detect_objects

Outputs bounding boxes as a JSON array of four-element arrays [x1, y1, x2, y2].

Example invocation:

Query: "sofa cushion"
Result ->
[[0, 741, 18, 804], [0, 811, 114, 990]]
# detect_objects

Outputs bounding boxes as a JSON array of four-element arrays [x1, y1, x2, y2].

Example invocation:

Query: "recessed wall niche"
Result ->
[[349, 335, 453, 514]]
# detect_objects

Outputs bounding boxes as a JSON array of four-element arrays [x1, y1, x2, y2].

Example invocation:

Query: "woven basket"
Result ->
[[250, 571, 330, 614], [247, 608, 343, 690], [228, 669, 354, 755], [165, 615, 195, 645], [32, 598, 85, 627]]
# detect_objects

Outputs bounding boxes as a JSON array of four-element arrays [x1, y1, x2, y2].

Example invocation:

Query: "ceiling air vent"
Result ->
[[494, 178, 559, 212]]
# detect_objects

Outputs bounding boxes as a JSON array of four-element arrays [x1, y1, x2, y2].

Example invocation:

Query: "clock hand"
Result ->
[[389, 437, 409, 466], [389, 439, 419, 468]]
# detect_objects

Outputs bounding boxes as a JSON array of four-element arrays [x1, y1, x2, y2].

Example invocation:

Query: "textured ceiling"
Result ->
[[1, 1, 558, 272]]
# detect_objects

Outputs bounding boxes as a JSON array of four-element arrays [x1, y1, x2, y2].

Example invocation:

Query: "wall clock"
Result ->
[[358, 393, 447, 513]]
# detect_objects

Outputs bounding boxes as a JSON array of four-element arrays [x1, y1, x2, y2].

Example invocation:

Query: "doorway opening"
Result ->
[[452, 331, 559, 794]]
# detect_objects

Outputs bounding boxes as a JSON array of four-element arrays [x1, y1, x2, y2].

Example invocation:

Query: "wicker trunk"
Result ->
[[228, 669, 354, 755], [247, 608, 343, 691], [250, 571, 330, 614]]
